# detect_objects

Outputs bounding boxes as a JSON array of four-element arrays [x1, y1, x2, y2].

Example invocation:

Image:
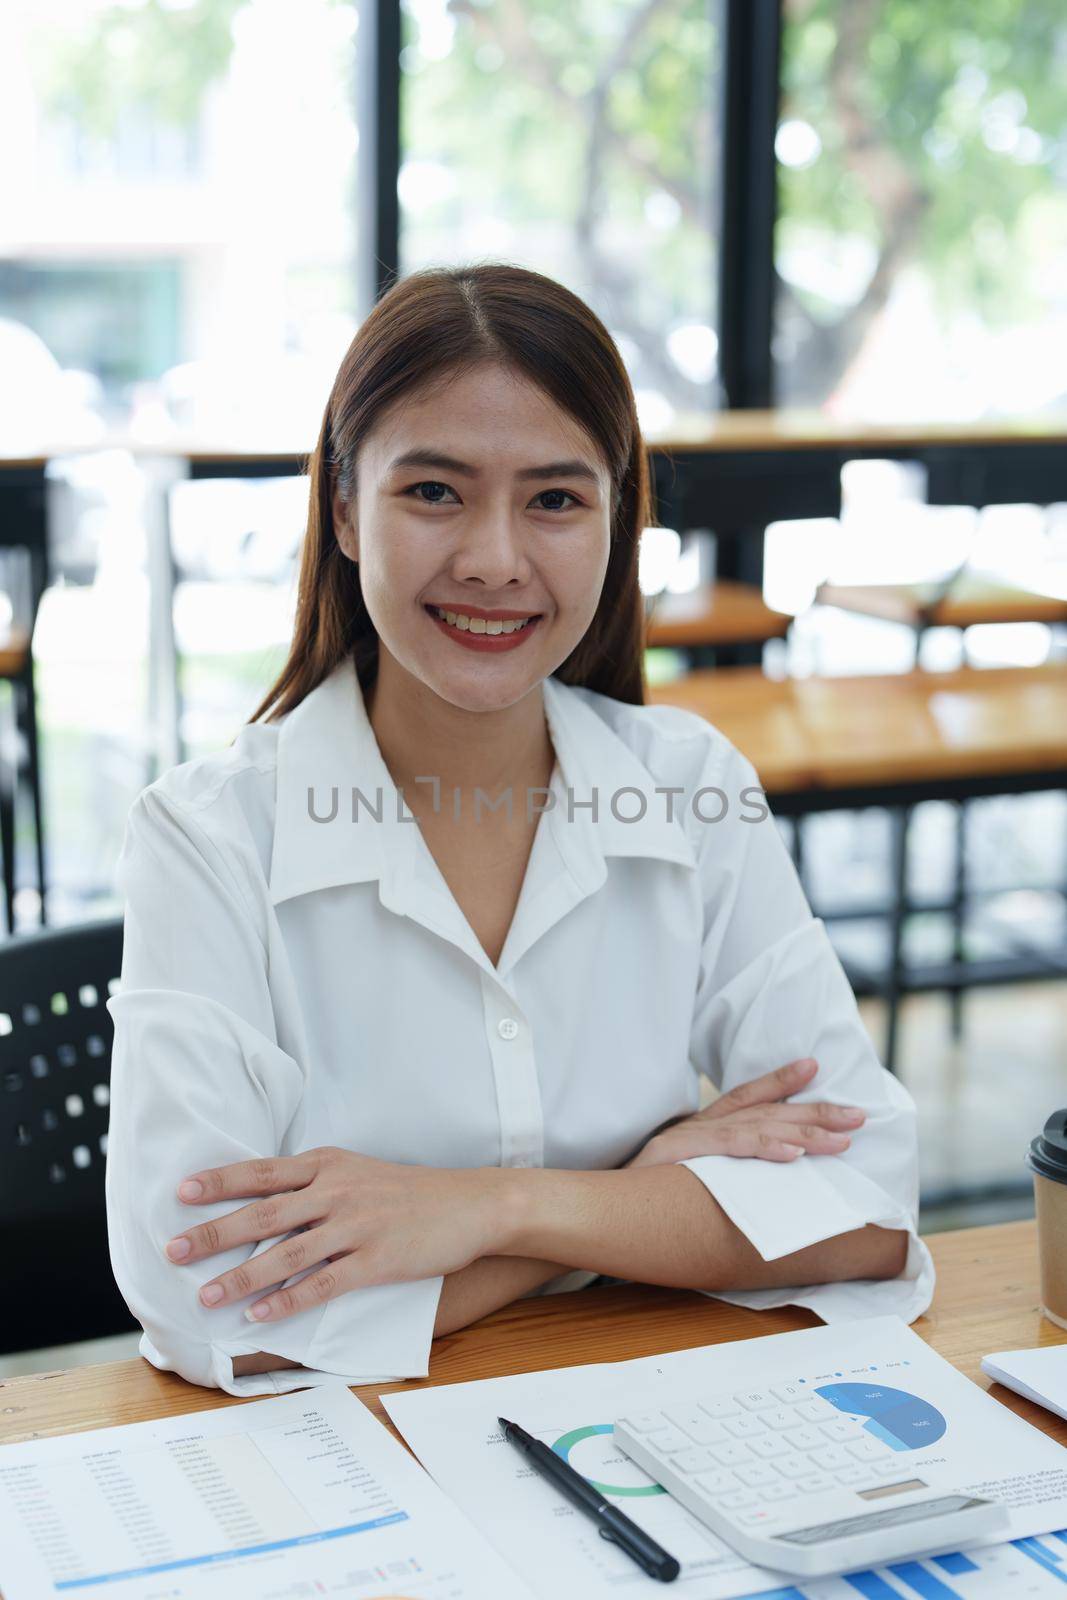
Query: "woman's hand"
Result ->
[[164, 1148, 510, 1326], [625, 1058, 866, 1169]]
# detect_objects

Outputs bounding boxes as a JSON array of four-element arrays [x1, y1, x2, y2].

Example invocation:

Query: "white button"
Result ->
[[497, 1018, 519, 1040]]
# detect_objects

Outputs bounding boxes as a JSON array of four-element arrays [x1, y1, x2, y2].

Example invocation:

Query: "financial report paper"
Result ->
[[0, 1379, 536, 1600]]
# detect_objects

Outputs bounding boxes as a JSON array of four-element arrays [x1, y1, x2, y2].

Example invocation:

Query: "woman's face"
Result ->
[[334, 362, 614, 713]]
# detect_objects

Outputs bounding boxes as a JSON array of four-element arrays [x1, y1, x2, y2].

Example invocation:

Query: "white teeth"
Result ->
[[432, 606, 535, 636]]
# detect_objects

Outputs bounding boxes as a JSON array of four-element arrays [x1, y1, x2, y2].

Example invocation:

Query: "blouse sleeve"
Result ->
[[678, 739, 934, 1325], [104, 785, 443, 1398]]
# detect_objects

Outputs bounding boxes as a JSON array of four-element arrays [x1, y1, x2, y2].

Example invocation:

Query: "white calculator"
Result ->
[[612, 1379, 1008, 1579]]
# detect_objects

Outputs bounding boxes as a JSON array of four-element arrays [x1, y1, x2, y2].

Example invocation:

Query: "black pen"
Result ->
[[498, 1416, 681, 1583]]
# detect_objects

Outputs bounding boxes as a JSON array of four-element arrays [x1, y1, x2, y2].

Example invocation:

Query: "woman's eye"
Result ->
[[405, 480, 456, 505], [403, 482, 580, 511]]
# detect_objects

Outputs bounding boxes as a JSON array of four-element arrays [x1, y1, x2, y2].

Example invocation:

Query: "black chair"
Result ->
[[0, 917, 137, 1356]]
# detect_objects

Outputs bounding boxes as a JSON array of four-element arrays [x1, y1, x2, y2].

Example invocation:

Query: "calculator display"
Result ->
[[857, 1477, 928, 1500], [778, 1494, 990, 1546]]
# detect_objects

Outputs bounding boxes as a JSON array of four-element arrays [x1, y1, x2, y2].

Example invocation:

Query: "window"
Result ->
[[774, 0, 1067, 419], [400, 0, 725, 435]]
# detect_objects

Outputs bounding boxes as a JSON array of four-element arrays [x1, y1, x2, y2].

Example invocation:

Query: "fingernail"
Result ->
[[178, 1179, 203, 1201], [840, 1108, 865, 1122], [165, 1237, 191, 1261], [783, 1143, 805, 1156], [246, 1301, 271, 1321], [200, 1283, 223, 1305]]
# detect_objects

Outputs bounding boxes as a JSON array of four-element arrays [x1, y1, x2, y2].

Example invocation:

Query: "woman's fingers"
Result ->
[[642, 1114, 858, 1166], [174, 1151, 321, 1206], [165, 1195, 316, 1265], [727, 1100, 866, 1130], [711, 1121, 854, 1158], [705, 1058, 819, 1119], [190, 1224, 342, 1313]]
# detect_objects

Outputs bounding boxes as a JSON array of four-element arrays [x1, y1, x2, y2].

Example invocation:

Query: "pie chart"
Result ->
[[551, 1424, 667, 1497], [815, 1381, 947, 1451]]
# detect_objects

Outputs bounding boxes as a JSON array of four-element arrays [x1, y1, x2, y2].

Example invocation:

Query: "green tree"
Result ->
[[40, 0, 249, 136], [777, 0, 1067, 401]]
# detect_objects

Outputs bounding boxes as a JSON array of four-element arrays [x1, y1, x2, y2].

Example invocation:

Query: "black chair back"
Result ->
[[0, 918, 137, 1355]]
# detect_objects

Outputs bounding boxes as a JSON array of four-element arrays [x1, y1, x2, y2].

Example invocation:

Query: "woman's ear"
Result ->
[[332, 485, 359, 563]]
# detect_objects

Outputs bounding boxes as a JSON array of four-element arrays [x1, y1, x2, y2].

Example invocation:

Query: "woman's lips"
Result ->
[[424, 604, 543, 652]]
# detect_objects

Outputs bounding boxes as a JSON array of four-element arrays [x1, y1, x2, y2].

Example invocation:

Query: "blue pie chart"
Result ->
[[815, 1382, 947, 1451]]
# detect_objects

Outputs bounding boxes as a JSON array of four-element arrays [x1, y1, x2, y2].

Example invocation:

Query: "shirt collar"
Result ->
[[268, 656, 695, 909]]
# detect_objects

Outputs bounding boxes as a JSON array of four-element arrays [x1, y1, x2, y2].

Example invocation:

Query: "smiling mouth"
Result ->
[[424, 604, 542, 636]]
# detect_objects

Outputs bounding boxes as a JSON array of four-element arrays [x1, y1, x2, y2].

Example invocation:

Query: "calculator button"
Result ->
[[762, 1481, 798, 1502], [736, 1463, 781, 1488], [693, 1469, 738, 1496], [820, 1418, 864, 1443], [667, 1415, 728, 1447], [618, 1412, 666, 1434], [781, 1426, 822, 1451], [809, 1445, 851, 1470], [795, 1473, 832, 1493], [737, 1508, 774, 1525], [795, 1399, 835, 1423], [735, 1390, 776, 1411], [645, 1426, 691, 1454], [748, 1434, 792, 1460], [875, 1460, 912, 1477], [719, 1488, 758, 1510], [845, 1437, 887, 1462], [776, 1456, 814, 1481], [764, 1407, 803, 1430], [771, 1383, 807, 1403], [699, 1396, 741, 1420], [672, 1448, 717, 1474], [722, 1415, 767, 1440], [835, 1466, 874, 1486], [711, 1441, 755, 1468]]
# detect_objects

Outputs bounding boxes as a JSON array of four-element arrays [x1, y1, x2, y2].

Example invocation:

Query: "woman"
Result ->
[[105, 264, 932, 1398]]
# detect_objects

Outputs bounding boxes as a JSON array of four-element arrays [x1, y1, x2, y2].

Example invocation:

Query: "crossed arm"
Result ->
[[182, 1058, 908, 1380], [234, 1191, 906, 1377]]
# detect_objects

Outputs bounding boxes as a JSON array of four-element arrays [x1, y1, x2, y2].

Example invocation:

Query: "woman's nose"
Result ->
[[449, 513, 532, 588]]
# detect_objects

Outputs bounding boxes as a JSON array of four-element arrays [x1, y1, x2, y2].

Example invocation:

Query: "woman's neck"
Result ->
[[364, 653, 556, 804]]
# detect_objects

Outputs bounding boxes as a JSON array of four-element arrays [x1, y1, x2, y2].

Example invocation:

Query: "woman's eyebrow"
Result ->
[[386, 448, 601, 484]]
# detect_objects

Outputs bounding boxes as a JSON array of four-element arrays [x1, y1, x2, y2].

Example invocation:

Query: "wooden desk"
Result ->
[[646, 581, 790, 651], [648, 661, 1067, 807], [817, 575, 1067, 632], [656, 411, 1067, 454], [0, 1223, 1061, 1456]]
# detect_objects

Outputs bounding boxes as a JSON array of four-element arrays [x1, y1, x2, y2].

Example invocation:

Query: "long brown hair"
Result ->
[[248, 263, 655, 724]]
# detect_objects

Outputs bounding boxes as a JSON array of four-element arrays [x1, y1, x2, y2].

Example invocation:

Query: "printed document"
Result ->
[[0, 1379, 536, 1600]]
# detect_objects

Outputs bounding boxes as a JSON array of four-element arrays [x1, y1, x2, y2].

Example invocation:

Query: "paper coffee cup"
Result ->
[[1027, 1110, 1067, 1329]]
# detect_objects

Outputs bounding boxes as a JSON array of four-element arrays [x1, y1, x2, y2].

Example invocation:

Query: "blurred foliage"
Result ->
[[779, 0, 1067, 325], [399, 0, 720, 411], [39, 0, 254, 135]]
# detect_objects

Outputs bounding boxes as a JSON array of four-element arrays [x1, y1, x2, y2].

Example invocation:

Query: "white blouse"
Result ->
[[105, 656, 934, 1399]]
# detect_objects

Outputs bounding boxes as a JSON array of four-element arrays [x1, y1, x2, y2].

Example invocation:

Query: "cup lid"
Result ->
[[1028, 1110, 1067, 1183]]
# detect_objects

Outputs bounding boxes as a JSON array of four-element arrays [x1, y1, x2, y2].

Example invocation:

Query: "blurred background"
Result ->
[[2, 0, 1067, 1373]]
